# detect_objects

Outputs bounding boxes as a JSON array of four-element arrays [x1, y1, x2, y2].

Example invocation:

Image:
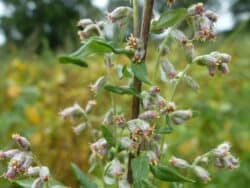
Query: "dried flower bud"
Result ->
[[112, 114, 126, 128], [193, 53, 227, 76], [169, 156, 190, 169], [188, 3, 204, 16], [107, 7, 133, 23], [223, 154, 239, 169], [149, 86, 161, 95], [59, 103, 84, 119], [77, 19, 93, 30], [5, 152, 26, 177], [120, 137, 138, 151], [171, 110, 192, 125], [195, 25, 216, 41], [0, 149, 20, 160], [102, 108, 114, 125], [193, 54, 217, 66], [127, 119, 154, 141], [193, 166, 211, 183], [27, 166, 41, 176], [31, 178, 44, 188], [12, 134, 31, 151], [161, 60, 177, 79], [205, 10, 218, 22], [155, 94, 167, 109], [218, 63, 230, 74], [90, 138, 108, 158], [171, 29, 188, 45], [85, 100, 96, 113], [214, 157, 225, 168], [72, 123, 87, 135], [213, 142, 231, 157], [108, 159, 124, 177], [195, 3, 204, 15], [139, 110, 159, 121], [78, 24, 102, 40], [39, 166, 50, 182], [89, 76, 106, 94], [210, 51, 231, 63], [160, 101, 176, 114], [21, 155, 33, 170], [4, 166, 17, 179], [141, 91, 154, 110], [166, 101, 176, 112]]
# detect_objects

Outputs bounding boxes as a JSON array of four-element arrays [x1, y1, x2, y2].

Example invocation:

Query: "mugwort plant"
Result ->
[[0, 1, 239, 188]]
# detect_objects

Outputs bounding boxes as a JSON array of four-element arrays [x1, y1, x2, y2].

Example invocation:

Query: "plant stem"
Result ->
[[127, 0, 155, 184], [133, 0, 139, 37], [170, 63, 191, 101], [159, 64, 191, 162]]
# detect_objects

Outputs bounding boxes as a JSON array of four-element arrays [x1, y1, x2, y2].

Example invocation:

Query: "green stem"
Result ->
[[105, 55, 116, 114], [133, 0, 139, 37], [170, 64, 191, 101], [191, 151, 211, 167], [153, 27, 175, 81], [153, 53, 161, 81]]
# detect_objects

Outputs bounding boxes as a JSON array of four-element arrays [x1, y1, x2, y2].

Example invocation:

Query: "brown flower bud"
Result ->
[[12, 134, 31, 151]]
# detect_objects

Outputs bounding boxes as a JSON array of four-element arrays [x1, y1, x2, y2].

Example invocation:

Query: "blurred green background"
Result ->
[[0, 0, 249, 187]]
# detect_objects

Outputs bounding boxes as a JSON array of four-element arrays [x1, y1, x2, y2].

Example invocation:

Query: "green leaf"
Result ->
[[101, 126, 115, 146], [59, 37, 133, 67], [151, 8, 187, 33], [14, 178, 67, 188], [134, 179, 156, 188], [132, 156, 156, 188], [131, 63, 152, 85], [150, 165, 195, 183], [132, 155, 149, 180], [117, 64, 133, 79], [104, 84, 141, 98], [58, 56, 88, 67], [71, 163, 98, 188]]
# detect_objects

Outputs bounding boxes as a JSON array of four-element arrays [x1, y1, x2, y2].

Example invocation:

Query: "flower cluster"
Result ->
[[107, 6, 133, 24], [169, 142, 239, 183], [126, 34, 139, 50], [188, 3, 217, 41], [193, 51, 231, 76], [0, 134, 50, 188], [59, 100, 96, 135], [213, 142, 239, 169], [141, 86, 192, 125], [77, 19, 103, 41]]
